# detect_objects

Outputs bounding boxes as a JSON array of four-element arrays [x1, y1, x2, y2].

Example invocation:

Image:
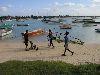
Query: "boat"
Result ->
[[72, 19, 83, 23], [59, 24, 72, 29], [17, 24, 29, 26], [82, 19, 95, 22], [27, 29, 46, 37], [0, 23, 13, 36], [93, 24, 97, 26], [95, 29, 100, 32], [0, 29, 12, 37], [6, 19, 12, 22], [42, 18, 63, 24], [83, 23, 97, 27], [0, 23, 13, 29]]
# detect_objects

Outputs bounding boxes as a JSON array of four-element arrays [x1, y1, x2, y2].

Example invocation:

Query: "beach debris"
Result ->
[[29, 41, 38, 51]]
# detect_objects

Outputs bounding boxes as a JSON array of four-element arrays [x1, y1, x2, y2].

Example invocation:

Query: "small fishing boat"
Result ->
[[27, 29, 46, 37], [0, 23, 13, 29], [59, 24, 72, 29], [0, 29, 12, 37], [72, 19, 82, 23], [17, 24, 29, 26], [95, 29, 100, 32], [6, 19, 12, 22], [93, 24, 97, 26], [82, 19, 95, 23]]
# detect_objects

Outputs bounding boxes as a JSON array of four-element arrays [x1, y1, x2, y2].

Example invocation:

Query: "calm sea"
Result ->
[[0, 17, 100, 44]]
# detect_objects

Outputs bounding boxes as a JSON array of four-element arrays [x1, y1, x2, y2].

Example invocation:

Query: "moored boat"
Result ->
[[0, 23, 13, 29], [17, 24, 29, 26], [6, 19, 12, 22], [95, 29, 100, 32], [59, 24, 72, 29]]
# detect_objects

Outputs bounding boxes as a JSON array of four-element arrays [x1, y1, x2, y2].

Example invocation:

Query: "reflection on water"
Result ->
[[0, 17, 100, 44]]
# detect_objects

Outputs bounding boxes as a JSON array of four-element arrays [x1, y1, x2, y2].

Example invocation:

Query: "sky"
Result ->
[[0, 0, 100, 16]]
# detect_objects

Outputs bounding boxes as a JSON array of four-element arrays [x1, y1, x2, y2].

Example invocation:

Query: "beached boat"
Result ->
[[17, 24, 29, 26], [59, 24, 72, 29], [0, 29, 12, 37], [27, 29, 46, 37]]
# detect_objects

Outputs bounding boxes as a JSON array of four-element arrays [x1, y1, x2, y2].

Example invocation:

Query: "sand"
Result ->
[[0, 41, 100, 65]]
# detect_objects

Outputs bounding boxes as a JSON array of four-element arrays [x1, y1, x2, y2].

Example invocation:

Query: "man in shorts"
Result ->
[[62, 31, 74, 56], [23, 30, 29, 51]]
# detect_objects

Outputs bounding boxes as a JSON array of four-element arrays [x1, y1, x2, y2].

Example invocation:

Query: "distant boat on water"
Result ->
[[95, 29, 100, 32], [17, 24, 29, 26], [6, 19, 12, 22], [0, 24, 13, 29], [59, 24, 72, 29], [42, 18, 63, 24], [72, 19, 83, 23]]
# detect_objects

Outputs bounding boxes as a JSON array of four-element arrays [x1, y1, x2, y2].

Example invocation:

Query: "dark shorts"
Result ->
[[65, 43, 68, 48], [24, 41, 28, 46], [50, 39, 52, 44]]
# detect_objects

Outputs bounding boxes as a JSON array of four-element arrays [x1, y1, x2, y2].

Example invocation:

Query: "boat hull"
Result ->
[[0, 30, 12, 37], [27, 29, 46, 37]]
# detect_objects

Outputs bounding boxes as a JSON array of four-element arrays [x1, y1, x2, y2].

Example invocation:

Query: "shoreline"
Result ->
[[0, 40, 100, 65]]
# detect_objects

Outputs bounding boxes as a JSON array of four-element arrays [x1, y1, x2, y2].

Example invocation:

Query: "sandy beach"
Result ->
[[0, 41, 100, 65]]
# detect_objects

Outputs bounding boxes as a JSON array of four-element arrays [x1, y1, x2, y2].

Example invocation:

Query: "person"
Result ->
[[23, 30, 29, 51], [47, 29, 54, 48], [62, 31, 74, 56]]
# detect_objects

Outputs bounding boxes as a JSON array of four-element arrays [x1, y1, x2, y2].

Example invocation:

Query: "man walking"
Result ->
[[62, 31, 74, 56]]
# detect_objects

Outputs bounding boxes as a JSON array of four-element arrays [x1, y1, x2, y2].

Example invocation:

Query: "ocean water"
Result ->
[[0, 17, 100, 44]]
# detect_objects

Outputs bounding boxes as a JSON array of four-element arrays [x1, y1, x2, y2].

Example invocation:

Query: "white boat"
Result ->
[[6, 19, 12, 22], [0, 29, 12, 37]]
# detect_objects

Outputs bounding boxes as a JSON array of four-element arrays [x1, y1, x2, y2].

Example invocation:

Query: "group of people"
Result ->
[[21, 30, 38, 51], [22, 29, 74, 56]]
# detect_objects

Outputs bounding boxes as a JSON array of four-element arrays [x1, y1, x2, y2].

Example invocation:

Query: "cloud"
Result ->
[[0, 6, 8, 12], [0, 1, 100, 16], [92, 0, 100, 2], [41, 1, 100, 16], [7, 5, 13, 8], [42, 2, 86, 16], [91, 0, 100, 7], [0, 5, 13, 15]]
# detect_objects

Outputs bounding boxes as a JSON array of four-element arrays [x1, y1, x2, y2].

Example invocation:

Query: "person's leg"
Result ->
[[51, 39, 54, 47], [67, 49, 74, 55], [50, 39, 52, 47], [25, 41, 29, 51], [66, 44, 74, 55], [62, 44, 67, 56]]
